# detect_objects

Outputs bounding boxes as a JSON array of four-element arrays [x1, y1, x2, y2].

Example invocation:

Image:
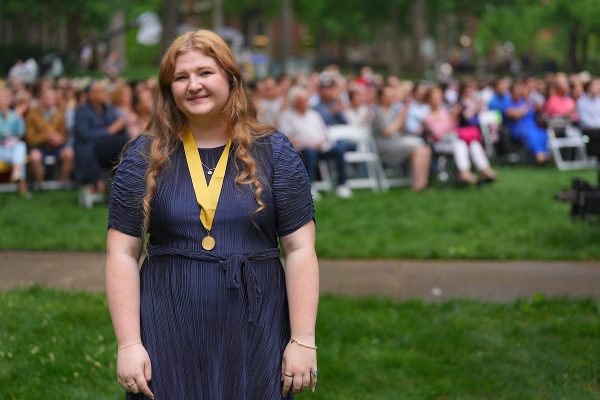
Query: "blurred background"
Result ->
[[1, 1, 600, 399], [3, 0, 600, 79]]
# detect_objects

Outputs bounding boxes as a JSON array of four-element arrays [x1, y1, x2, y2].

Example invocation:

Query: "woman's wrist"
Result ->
[[290, 338, 318, 351], [117, 342, 142, 351], [290, 333, 315, 345]]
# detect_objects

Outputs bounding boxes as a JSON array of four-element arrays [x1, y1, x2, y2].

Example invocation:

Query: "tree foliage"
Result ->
[[476, 0, 600, 71]]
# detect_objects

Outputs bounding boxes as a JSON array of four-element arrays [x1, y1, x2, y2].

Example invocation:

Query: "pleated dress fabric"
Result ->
[[108, 132, 314, 400]]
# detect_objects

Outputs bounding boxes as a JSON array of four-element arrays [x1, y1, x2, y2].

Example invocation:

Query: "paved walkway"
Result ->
[[1, 251, 600, 302]]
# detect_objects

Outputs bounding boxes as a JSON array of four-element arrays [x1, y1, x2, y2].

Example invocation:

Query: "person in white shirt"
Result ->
[[344, 88, 373, 127], [577, 78, 600, 130], [278, 86, 352, 200]]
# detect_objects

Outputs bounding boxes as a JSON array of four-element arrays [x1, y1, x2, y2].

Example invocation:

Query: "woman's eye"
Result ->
[[201, 71, 212, 77], [175, 76, 187, 81]]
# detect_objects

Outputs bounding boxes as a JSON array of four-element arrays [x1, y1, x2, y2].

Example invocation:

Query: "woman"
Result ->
[[132, 89, 154, 137], [371, 85, 431, 191], [505, 81, 549, 164], [0, 87, 29, 196], [424, 86, 496, 184], [106, 30, 319, 399], [111, 83, 144, 138]]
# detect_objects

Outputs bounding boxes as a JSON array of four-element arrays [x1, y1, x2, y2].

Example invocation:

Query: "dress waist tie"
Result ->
[[146, 244, 281, 323]]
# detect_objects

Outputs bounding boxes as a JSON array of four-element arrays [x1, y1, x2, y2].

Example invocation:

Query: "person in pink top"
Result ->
[[424, 86, 496, 185], [543, 73, 577, 121]]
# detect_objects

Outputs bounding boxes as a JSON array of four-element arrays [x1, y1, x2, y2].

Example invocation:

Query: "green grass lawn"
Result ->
[[0, 166, 598, 259], [0, 288, 599, 399]]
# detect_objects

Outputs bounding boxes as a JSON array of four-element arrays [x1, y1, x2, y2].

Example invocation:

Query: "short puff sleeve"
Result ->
[[107, 134, 149, 238], [270, 132, 315, 237]]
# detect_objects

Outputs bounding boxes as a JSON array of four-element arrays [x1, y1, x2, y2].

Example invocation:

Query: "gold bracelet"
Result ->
[[118, 342, 142, 351], [290, 338, 318, 351]]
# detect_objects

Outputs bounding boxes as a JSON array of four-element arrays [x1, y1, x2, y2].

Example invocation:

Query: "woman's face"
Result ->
[[379, 87, 394, 107], [350, 90, 364, 107], [136, 90, 154, 114], [429, 88, 443, 107], [120, 86, 133, 106], [0, 89, 11, 111], [171, 50, 230, 123]]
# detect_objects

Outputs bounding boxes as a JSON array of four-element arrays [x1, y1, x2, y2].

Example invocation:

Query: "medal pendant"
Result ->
[[207, 170, 213, 175], [202, 235, 216, 250]]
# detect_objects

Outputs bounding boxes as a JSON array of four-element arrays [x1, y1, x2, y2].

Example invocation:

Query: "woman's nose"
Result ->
[[188, 74, 203, 91]]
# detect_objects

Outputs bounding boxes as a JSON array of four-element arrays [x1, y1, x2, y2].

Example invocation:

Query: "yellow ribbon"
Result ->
[[182, 128, 231, 235]]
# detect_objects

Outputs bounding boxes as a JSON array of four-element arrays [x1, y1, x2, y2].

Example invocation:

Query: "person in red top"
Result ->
[[543, 73, 577, 121]]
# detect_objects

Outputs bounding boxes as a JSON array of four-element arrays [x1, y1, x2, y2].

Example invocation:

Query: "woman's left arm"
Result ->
[[280, 220, 319, 395]]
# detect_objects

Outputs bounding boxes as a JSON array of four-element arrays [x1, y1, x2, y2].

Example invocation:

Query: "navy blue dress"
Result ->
[[108, 132, 314, 400]]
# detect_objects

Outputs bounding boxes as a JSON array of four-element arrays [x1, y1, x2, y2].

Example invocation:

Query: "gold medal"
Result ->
[[182, 129, 231, 252], [201, 234, 216, 251]]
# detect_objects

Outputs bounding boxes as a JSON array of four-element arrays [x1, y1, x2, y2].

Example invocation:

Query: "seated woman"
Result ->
[[405, 82, 431, 137], [278, 85, 352, 200], [543, 73, 577, 121], [371, 86, 431, 191], [0, 87, 29, 196], [424, 86, 496, 185], [505, 81, 549, 164], [110, 83, 144, 138], [344, 87, 373, 127], [577, 78, 600, 131]]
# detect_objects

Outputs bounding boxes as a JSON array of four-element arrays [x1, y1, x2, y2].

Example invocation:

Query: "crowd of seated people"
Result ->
[[0, 75, 156, 198], [2, 63, 599, 200]]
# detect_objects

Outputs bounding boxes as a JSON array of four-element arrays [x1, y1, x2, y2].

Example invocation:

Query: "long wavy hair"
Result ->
[[142, 29, 273, 237]]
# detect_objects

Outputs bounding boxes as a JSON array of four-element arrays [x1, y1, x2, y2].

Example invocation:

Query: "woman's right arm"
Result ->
[[106, 228, 154, 399]]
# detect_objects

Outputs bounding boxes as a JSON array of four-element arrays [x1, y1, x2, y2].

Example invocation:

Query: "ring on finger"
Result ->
[[127, 381, 136, 389], [283, 372, 294, 378]]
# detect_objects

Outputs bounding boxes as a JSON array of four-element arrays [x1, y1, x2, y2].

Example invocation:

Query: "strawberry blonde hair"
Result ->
[[142, 29, 273, 236]]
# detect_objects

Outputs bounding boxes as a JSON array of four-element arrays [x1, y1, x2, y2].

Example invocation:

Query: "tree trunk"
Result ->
[[280, 0, 293, 69], [387, 6, 402, 75], [566, 24, 579, 72], [109, 10, 127, 69], [411, 0, 427, 74], [66, 15, 80, 52], [213, 0, 224, 30], [580, 31, 589, 71], [161, 0, 178, 53]]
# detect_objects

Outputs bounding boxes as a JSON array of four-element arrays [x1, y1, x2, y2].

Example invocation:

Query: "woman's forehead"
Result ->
[[173, 50, 219, 72]]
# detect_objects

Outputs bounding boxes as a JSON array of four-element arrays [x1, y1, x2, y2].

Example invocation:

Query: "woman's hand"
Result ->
[[281, 337, 318, 396], [116, 343, 155, 399]]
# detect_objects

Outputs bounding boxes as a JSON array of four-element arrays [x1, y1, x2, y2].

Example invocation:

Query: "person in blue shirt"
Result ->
[[487, 78, 511, 115], [312, 74, 348, 126], [73, 81, 129, 194], [504, 81, 548, 164], [0, 87, 29, 196]]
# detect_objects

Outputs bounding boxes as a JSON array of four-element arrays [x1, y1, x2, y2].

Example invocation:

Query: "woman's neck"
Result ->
[[188, 120, 229, 148]]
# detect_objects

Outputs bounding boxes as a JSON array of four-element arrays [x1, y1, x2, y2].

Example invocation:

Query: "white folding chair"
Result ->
[[327, 124, 388, 191], [312, 160, 333, 192], [546, 118, 595, 171], [478, 110, 502, 159]]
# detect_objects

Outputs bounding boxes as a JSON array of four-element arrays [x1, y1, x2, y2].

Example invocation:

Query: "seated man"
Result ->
[[313, 74, 348, 126], [278, 85, 352, 200], [25, 88, 74, 188], [73, 81, 128, 194]]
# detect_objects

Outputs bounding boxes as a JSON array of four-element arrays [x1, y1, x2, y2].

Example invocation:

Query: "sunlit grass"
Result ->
[[0, 166, 598, 259], [1, 288, 599, 399]]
